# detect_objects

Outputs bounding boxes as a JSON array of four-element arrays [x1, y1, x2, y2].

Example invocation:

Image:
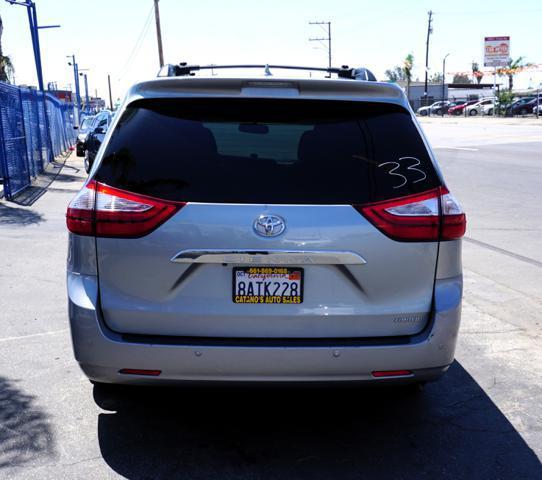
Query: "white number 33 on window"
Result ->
[[377, 157, 427, 189]]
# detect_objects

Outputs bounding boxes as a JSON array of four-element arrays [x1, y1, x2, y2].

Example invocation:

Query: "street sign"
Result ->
[[484, 36, 510, 67]]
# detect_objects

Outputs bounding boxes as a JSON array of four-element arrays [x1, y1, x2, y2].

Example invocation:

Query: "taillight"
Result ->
[[66, 180, 184, 238], [354, 187, 466, 242]]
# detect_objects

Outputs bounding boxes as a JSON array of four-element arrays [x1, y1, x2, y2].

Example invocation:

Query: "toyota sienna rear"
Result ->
[[66, 69, 465, 385]]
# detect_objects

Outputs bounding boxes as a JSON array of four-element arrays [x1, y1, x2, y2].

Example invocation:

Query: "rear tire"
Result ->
[[469, 109, 478, 116], [84, 152, 90, 173]]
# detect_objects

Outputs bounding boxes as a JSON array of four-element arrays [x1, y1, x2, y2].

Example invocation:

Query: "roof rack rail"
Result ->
[[157, 63, 377, 82]]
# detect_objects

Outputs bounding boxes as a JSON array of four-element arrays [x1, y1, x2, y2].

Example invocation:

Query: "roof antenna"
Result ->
[[264, 64, 273, 76]]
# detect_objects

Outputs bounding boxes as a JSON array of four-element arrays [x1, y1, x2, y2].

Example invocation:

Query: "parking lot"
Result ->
[[0, 117, 541, 479]]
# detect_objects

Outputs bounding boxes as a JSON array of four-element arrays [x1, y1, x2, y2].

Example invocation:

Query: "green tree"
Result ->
[[471, 62, 483, 84], [452, 73, 471, 84], [495, 90, 515, 115], [430, 72, 443, 83], [384, 66, 405, 82], [385, 54, 414, 99], [497, 57, 531, 91], [403, 53, 414, 99]]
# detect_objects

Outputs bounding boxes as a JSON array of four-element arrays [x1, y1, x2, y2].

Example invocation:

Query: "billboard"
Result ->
[[484, 36, 510, 67]]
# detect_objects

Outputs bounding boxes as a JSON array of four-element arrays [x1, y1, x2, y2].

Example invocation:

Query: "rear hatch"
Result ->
[[91, 98, 444, 338]]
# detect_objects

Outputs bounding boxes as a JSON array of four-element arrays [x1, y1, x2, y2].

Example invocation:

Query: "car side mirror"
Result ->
[[73, 125, 79, 130], [94, 127, 105, 134]]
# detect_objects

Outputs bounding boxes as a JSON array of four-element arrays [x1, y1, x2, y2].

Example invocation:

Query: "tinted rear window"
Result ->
[[95, 99, 440, 204]]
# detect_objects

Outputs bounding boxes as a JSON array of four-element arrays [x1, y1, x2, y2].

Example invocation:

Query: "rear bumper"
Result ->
[[67, 272, 462, 385]]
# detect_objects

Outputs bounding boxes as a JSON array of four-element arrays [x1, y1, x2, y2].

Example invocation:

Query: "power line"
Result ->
[[118, 5, 154, 79], [309, 21, 331, 74]]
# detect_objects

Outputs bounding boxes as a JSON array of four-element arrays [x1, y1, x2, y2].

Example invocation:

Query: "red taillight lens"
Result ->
[[119, 369, 161, 376], [372, 370, 412, 378], [354, 187, 466, 242], [66, 180, 184, 238]]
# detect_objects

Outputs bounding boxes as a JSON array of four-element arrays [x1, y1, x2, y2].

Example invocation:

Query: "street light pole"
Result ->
[[67, 55, 82, 126], [79, 71, 90, 113], [4, 0, 60, 91]]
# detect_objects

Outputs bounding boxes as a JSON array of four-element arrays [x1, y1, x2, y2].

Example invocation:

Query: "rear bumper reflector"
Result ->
[[119, 369, 162, 376], [371, 370, 412, 378]]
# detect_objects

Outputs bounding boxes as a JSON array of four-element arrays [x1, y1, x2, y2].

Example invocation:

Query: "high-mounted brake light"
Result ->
[[354, 187, 466, 242], [66, 180, 184, 238]]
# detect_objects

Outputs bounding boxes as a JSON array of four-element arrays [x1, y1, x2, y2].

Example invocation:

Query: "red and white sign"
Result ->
[[484, 36, 510, 67]]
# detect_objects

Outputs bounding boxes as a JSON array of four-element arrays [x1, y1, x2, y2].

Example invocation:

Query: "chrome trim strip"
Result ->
[[170, 249, 367, 265]]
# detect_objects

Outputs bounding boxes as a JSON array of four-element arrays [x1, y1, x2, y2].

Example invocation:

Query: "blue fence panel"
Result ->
[[35, 90, 52, 166], [0, 83, 30, 198], [0, 81, 75, 200], [20, 88, 43, 178]]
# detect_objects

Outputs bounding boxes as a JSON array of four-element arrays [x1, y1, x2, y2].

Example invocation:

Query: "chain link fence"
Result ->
[[0, 81, 76, 200]]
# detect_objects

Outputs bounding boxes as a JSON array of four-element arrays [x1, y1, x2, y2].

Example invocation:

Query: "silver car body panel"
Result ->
[[68, 75, 463, 384]]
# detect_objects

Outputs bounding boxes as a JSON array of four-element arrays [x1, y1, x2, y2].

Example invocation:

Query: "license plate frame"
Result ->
[[232, 267, 304, 304]]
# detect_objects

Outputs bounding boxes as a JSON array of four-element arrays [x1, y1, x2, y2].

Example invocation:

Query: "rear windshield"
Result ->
[[94, 99, 440, 204]]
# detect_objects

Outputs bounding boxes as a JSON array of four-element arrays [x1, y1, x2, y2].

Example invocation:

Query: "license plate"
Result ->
[[233, 267, 304, 304]]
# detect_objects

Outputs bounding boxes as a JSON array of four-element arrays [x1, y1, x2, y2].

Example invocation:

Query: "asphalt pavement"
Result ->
[[0, 119, 541, 479]]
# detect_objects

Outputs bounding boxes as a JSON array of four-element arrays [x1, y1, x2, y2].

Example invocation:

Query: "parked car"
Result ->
[[481, 101, 496, 116], [505, 97, 540, 116], [533, 104, 542, 116], [416, 101, 452, 116], [465, 98, 494, 116], [66, 65, 466, 388], [448, 100, 479, 116], [75, 115, 95, 157], [84, 110, 113, 173]]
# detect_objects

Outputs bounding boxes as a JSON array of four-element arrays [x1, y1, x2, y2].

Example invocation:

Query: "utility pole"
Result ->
[[423, 10, 433, 106], [309, 21, 332, 74], [107, 74, 113, 110], [442, 53, 450, 108], [154, 0, 164, 68]]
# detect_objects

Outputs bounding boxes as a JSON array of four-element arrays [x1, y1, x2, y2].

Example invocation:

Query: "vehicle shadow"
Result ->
[[95, 361, 542, 479], [0, 376, 56, 470], [0, 203, 44, 226]]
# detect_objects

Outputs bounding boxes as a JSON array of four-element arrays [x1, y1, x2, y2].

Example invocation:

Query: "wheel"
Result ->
[[469, 109, 478, 116], [487, 109, 493, 116], [76, 145, 84, 157], [435, 109, 443, 116]]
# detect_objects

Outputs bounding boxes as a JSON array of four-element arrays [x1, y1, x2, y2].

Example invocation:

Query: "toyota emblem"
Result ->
[[253, 214, 286, 237]]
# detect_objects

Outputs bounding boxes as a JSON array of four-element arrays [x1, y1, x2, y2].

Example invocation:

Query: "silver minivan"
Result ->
[[66, 68, 465, 386]]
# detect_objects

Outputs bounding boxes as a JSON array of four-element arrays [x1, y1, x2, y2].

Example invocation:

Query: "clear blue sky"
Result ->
[[1, 0, 541, 101]]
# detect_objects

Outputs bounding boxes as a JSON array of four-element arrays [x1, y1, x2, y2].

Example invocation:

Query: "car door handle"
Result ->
[[170, 249, 367, 265]]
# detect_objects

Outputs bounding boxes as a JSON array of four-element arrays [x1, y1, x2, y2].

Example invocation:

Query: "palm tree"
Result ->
[[403, 54, 414, 100], [0, 14, 14, 83], [471, 62, 483, 84], [497, 57, 531, 91]]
